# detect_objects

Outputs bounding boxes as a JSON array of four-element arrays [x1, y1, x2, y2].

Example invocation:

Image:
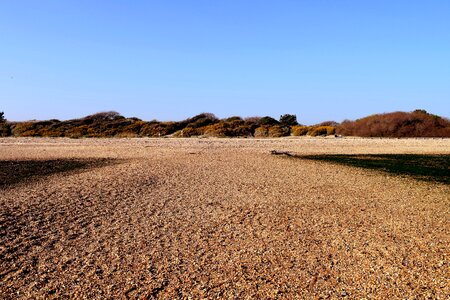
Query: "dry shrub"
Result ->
[[233, 124, 255, 137], [253, 125, 289, 137], [173, 127, 201, 137], [20, 130, 39, 137], [120, 121, 146, 136], [66, 125, 89, 138], [5, 112, 279, 138], [337, 110, 450, 137], [254, 126, 270, 137], [202, 123, 230, 137], [202, 120, 254, 137], [140, 122, 178, 137], [14, 110, 448, 139], [326, 126, 336, 135], [268, 125, 290, 137], [10, 122, 37, 136], [9, 113, 144, 138], [316, 121, 339, 127], [309, 126, 335, 136], [37, 130, 63, 137], [291, 126, 309, 136]]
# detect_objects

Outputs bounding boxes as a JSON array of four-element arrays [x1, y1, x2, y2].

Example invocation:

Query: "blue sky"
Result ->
[[1, 1, 449, 124]]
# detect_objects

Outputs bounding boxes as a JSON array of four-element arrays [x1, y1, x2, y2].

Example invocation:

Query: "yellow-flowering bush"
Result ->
[[309, 126, 336, 136], [268, 125, 289, 137], [254, 126, 270, 137], [291, 126, 309, 136]]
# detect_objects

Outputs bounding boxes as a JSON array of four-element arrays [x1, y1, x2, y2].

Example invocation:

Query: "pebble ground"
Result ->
[[1, 137, 449, 299]]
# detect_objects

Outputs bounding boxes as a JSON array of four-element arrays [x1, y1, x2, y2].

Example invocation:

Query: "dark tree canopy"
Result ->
[[257, 116, 280, 126], [182, 112, 218, 128], [83, 111, 124, 122], [280, 114, 298, 126], [0, 111, 5, 123], [224, 116, 243, 122]]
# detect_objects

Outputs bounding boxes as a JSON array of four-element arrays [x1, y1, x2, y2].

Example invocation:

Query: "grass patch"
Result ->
[[296, 154, 450, 184]]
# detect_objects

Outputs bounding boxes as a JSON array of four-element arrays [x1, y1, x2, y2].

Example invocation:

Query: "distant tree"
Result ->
[[182, 113, 218, 128], [83, 111, 124, 122], [244, 116, 261, 124], [279, 114, 298, 126], [0, 111, 10, 137], [413, 109, 428, 114], [224, 116, 243, 122], [315, 120, 339, 127]]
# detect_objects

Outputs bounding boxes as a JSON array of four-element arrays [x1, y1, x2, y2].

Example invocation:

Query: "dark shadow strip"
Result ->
[[294, 154, 450, 185], [0, 158, 119, 189]]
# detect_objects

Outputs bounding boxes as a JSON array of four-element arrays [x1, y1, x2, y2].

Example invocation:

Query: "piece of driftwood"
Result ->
[[270, 150, 293, 156]]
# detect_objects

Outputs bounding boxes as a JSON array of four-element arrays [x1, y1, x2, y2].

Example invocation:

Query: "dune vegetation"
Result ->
[[0, 109, 449, 138]]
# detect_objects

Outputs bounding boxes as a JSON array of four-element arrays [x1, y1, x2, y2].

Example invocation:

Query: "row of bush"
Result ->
[[0, 111, 340, 138], [1, 109, 449, 138]]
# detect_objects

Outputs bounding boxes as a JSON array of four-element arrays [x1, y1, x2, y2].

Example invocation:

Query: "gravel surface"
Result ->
[[1, 137, 449, 299]]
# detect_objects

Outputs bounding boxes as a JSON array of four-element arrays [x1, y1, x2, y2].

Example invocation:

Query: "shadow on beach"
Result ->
[[0, 158, 118, 189], [296, 154, 450, 185]]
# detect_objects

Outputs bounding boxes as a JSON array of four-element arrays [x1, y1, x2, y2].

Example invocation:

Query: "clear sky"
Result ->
[[1, 1, 449, 124]]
